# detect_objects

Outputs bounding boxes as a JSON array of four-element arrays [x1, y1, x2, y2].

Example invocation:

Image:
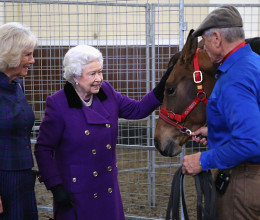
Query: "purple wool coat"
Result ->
[[34, 81, 161, 220]]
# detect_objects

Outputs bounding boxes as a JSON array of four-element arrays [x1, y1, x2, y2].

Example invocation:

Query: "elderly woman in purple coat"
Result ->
[[34, 45, 171, 220]]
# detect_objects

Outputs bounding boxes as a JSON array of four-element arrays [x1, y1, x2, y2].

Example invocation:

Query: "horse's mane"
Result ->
[[246, 37, 260, 55], [168, 52, 180, 68]]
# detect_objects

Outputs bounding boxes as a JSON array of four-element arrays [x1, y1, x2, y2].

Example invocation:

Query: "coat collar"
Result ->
[[0, 72, 23, 92], [64, 81, 107, 109], [64, 81, 110, 124], [0, 72, 21, 84], [217, 44, 251, 77]]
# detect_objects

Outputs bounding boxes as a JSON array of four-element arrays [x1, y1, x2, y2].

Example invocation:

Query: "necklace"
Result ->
[[82, 94, 93, 107], [75, 88, 93, 107]]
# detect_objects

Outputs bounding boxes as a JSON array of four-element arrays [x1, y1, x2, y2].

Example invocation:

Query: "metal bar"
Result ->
[[37, 205, 53, 212], [146, 3, 260, 7], [119, 163, 181, 173], [1, 1, 259, 7], [148, 4, 157, 208], [0, 0, 148, 7], [31, 142, 159, 150], [145, 3, 152, 207], [126, 216, 164, 220], [179, 0, 184, 51]]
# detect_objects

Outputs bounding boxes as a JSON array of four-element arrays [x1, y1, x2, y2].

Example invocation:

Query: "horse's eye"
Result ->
[[166, 87, 176, 95]]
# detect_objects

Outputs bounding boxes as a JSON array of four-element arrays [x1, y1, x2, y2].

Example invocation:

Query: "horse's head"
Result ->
[[154, 29, 216, 157]]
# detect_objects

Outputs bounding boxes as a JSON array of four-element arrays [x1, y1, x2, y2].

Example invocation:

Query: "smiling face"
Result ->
[[5, 48, 35, 81], [74, 60, 103, 99]]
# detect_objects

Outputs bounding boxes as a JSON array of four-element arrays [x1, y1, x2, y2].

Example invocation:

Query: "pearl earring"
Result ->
[[76, 82, 79, 86]]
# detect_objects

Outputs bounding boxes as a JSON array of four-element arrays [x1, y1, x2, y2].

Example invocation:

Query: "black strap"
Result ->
[[166, 167, 181, 220], [181, 174, 189, 220], [166, 166, 218, 220], [49, 201, 78, 220]]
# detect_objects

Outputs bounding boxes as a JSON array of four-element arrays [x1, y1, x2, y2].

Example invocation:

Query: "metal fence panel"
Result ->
[[0, 1, 259, 219]]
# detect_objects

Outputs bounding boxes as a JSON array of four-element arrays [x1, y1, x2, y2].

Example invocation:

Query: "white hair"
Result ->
[[0, 22, 38, 72], [63, 45, 103, 84], [204, 27, 245, 43]]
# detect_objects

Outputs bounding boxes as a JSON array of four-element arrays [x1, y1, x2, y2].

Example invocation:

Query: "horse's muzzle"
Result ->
[[154, 138, 177, 157]]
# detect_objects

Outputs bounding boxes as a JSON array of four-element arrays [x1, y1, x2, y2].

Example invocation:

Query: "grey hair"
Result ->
[[0, 22, 38, 72], [204, 27, 245, 43], [63, 45, 103, 84]]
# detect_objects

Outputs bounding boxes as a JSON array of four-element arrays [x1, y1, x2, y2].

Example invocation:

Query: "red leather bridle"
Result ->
[[159, 48, 207, 136]]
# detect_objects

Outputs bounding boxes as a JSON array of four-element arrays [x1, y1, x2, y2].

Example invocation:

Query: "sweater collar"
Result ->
[[221, 41, 246, 63], [216, 44, 251, 78]]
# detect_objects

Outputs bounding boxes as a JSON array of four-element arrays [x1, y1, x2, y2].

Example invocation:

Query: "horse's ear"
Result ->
[[187, 29, 194, 38], [179, 29, 198, 65]]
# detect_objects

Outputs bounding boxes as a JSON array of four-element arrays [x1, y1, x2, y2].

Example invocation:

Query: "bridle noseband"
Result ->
[[159, 48, 207, 136]]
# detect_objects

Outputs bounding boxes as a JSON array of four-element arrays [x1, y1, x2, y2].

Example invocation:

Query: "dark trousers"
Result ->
[[217, 163, 260, 220]]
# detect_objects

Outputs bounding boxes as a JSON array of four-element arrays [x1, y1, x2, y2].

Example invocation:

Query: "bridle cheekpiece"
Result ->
[[159, 48, 207, 136]]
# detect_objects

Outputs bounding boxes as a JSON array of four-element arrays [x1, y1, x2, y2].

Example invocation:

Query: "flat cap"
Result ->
[[193, 5, 243, 37]]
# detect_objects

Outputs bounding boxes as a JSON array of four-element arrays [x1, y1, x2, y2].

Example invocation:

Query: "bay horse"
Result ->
[[154, 29, 260, 157]]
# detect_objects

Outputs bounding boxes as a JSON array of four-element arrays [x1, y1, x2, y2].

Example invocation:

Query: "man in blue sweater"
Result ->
[[182, 5, 260, 220]]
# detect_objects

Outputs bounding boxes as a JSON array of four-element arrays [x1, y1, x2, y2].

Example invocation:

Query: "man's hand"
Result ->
[[182, 152, 202, 176], [191, 126, 208, 146]]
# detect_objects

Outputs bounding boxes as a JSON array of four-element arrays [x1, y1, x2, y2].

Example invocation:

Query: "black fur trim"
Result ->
[[64, 81, 107, 108], [96, 87, 107, 101], [64, 82, 83, 108]]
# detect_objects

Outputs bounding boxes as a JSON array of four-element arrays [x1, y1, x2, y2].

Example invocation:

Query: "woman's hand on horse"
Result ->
[[182, 152, 202, 176], [191, 126, 208, 145]]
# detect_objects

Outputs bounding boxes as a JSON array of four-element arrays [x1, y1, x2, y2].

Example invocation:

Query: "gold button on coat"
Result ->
[[107, 166, 112, 171], [93, 171, 98, 177], [106, 144, 111, 149], [94, 193, 98, 198], [92, 149, 97, 155], [85, 130, 90, 135], [72, 178, 77, 182], [106, 124, 111, 128], [108, 188, 113, 193]]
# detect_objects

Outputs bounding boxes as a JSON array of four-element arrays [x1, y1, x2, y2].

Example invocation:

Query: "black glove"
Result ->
[[50, 184, 73, 207], [153, 65, 174, 102]]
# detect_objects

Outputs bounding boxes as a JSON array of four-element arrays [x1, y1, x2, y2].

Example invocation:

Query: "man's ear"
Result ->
[[213, 31, 222, 48]]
